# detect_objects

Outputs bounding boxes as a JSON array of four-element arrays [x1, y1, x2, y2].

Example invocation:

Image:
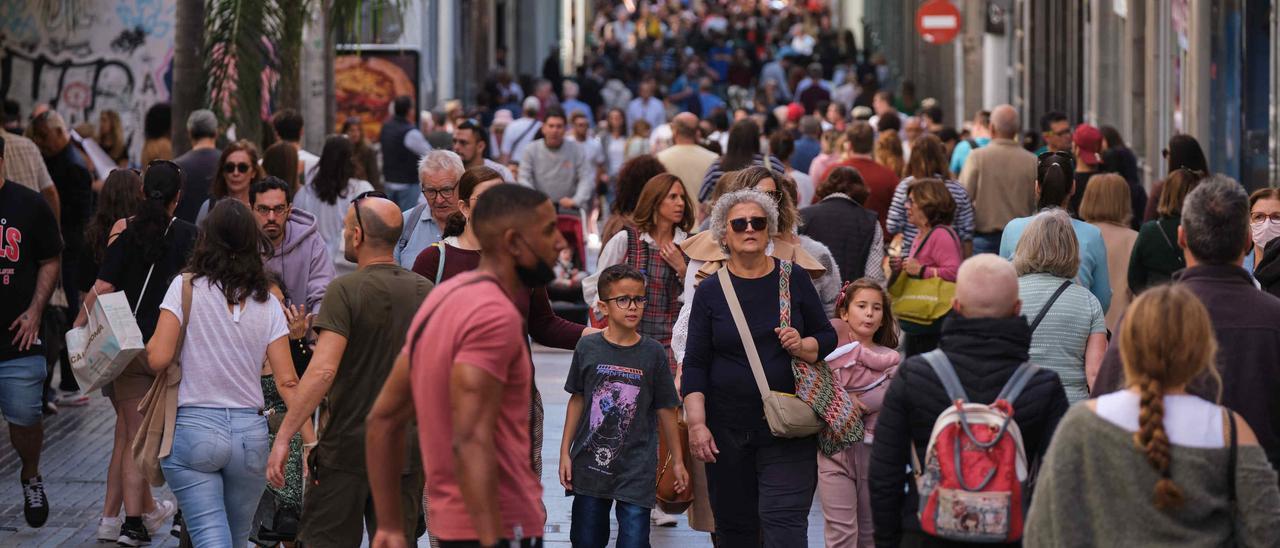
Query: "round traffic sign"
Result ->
[[916, 0, 962, 45]]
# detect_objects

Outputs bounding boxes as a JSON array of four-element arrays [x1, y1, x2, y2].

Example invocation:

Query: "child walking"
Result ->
[[560, 264, 687, 548], [819, 279, 902, 548]]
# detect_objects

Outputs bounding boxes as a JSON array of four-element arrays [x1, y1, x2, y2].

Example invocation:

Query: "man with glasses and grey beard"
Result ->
[[267, 192, 432, 547], [394, 150, 465, 268], [452, 119, 514, 182]]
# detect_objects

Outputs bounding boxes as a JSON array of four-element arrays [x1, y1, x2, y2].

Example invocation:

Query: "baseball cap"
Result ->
[[522, 96, 541, 115], [786, 102, 805, 123], [1073, 123, 1103, 166]]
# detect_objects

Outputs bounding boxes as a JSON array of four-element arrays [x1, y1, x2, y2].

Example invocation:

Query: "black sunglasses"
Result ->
[[223, 162, 252, 174], [147, 158, 183, 177], [729, 216, 768, 233], [351, 190, 389, 233]]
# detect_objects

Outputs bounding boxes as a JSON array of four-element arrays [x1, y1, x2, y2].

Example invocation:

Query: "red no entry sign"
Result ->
[[916, 0, 961, 45]]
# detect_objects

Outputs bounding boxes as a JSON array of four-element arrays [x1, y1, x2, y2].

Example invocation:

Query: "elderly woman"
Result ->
[[1012, 209, 1108, 403], [683, 189, 838, 547], [1079, 174, 1137, 332]]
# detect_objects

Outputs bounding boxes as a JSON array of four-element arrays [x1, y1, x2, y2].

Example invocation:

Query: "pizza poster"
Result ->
[[335, 50, 419, 141]]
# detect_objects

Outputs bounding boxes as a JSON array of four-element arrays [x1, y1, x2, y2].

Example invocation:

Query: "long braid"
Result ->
[[1136, 376, 1183, 509]]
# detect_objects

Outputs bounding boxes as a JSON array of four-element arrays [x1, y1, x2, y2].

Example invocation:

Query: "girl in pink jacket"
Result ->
[[819, 279, 902, 548]]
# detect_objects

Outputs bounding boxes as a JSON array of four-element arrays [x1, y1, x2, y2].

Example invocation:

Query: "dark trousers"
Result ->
[[705, 424, 817, 548], [570, 494, 649, 548]]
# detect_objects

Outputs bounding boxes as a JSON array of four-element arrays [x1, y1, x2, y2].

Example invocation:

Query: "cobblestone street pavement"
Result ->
[[1, 347, 825, 546]]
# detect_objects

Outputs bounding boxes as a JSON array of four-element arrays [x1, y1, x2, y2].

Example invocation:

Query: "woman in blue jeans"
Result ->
[[146, 199, 302, 546]]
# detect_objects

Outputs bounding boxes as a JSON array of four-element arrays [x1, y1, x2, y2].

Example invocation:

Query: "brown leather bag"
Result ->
[[131, 273, 192, 487], [656, 414, 694, 514]]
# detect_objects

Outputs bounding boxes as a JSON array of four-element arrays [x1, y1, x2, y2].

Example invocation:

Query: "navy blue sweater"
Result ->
[[682, 260, 837, 431]]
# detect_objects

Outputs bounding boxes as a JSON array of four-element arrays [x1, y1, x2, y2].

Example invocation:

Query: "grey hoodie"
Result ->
[[265, 207, 335, 314]]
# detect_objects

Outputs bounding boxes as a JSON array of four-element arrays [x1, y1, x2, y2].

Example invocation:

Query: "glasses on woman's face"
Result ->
[[729, 216, 767, 233], [223, 162, 252, 174], [602, 295, 647, 309], [1251, 212, 1280, 224], [351, 190, 389, 233]]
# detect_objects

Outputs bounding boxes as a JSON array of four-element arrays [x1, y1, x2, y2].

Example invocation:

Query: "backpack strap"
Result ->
[[434, 242, 447, 285], [397, 204, 428, 253], [921, 349, 968, 403], [1227, 409, 1238, 506], [996, 362, 1041, 404], [1029, 281, 1072, 333]]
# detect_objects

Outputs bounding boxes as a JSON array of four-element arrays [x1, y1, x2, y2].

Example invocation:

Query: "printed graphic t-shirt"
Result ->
[[0, 181, 62, 361], [564, 332, 680, 508]]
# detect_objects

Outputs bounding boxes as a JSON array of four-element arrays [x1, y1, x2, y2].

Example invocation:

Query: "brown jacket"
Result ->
[[959, 138, 1037, 234]]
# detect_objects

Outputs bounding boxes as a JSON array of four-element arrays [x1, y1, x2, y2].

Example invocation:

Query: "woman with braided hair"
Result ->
[[1025, 285, 1280, 545]]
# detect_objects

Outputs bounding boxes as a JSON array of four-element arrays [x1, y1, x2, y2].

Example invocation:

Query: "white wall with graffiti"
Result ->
[[0, 0, 175, 162]]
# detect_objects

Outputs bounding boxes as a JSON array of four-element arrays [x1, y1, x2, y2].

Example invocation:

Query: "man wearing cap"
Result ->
[[500, 97, 543, 165], [173, 109, 222, 223], [1070, 123, 1104, 216], [380, 95, 433, 211]]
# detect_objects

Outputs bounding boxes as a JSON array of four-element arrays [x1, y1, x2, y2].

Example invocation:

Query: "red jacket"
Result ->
[[822, 156, 899, 231]]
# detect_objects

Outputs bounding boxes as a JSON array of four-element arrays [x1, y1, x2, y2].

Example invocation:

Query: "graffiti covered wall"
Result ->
[[0, 0, 175, 162]]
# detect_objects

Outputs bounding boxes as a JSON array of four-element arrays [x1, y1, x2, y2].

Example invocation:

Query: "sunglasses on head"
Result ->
[[223, 162, 252, 174], [351, 190, 389, 233], [729, 216, 767, 233], [148, 158, 183, 177]]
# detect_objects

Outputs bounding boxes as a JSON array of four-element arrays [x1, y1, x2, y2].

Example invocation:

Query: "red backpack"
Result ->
[[912, 350, 1036, 543]]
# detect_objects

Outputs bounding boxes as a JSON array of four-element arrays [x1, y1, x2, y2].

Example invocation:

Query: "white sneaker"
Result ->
[[143, 499, 177, 537], [651, 507, 678, 527], [56, 390, 90, 407], [96, 516, 121, 542]]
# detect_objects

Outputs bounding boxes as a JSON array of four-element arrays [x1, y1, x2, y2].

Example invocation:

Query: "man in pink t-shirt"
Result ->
[[365, 184, 567, 547]]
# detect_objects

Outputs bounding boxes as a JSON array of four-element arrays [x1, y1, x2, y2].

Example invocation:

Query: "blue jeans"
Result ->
[[570, 494, 650, 548], [384, 182, 422, 212], [161, 407, 269, 547], [0, 354, 46, 427], [972, 232, 1003, 255]]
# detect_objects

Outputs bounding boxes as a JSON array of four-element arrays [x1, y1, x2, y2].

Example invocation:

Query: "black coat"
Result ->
[[799, 195, 878, 283], [1256, 237, 1280, 299], [869, 315, 1069, 548]]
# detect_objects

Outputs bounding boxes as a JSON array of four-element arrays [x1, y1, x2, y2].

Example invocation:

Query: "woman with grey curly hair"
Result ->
[[681, 188, 838, 547]]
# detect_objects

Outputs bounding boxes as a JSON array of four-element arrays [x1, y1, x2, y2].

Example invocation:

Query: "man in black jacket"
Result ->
[[869, 254, 1069, 547], [1094, 176, 1280, 472]]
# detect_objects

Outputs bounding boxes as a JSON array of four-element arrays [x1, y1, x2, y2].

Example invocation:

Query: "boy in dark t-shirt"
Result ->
[[560, 264, 686, 547]]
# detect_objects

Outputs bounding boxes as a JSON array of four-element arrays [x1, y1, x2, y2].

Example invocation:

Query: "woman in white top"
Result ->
[[145, 200, 303, 547], [1026, 285, 1280, 545], [292, 135, 373, 274]]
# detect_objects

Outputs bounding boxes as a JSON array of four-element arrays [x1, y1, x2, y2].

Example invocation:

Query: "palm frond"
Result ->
[[203, 0, 285, 142]]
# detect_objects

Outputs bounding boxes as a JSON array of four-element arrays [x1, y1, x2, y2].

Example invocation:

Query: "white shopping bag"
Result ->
[[67, 290, 145, 394]]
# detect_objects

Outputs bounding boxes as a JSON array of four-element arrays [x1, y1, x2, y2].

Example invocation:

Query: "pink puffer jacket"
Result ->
[[825, 341, 900, 442]]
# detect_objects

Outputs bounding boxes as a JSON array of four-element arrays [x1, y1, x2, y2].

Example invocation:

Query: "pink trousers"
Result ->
[[817, 442, 874, 548]]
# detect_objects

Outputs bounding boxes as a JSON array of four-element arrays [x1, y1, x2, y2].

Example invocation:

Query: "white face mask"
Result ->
[[1252, 218, 1280, 249]]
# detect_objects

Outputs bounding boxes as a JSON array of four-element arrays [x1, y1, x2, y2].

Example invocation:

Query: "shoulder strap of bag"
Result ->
[[778, 259, 792, 327], [398, 204, 427, 252], [1029, 281, 1073, 333], [1227, 408, 1238, 505], [512, 120, 541, 152], [966, 138, 980, 151], [910, 227, 938, 259], [718, 267, 774, 401], [134, 218, 176, 316], [921, 349, 968, 403], [434, 242, 447, 285], [1157, 218, 1184, 264], [996, 362, 1040, 404]]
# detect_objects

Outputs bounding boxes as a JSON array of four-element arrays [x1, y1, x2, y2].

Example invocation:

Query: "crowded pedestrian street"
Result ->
[[4, 0, 1280, 547]]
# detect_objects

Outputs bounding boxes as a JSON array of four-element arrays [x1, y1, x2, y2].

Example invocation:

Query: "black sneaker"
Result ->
[[170, 510, 183, 538], [117, 520, 151, 546], [22, 476, 48, 527]]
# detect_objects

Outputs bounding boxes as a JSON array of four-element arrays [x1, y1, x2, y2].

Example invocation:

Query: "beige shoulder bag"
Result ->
[[717, 267, 823, 438]]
